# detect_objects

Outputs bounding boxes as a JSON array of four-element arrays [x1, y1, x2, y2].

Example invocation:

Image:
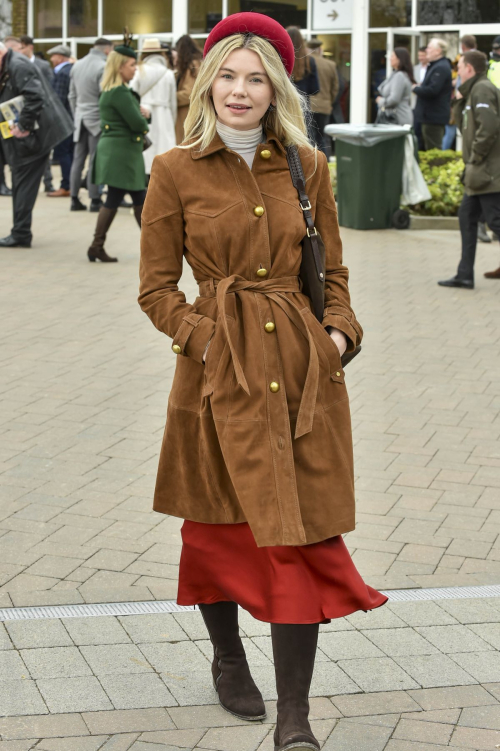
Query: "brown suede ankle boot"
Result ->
[[271, 623, 320, 751], [133, 204, 142, 228], [87, 207, 118, 262], [199, 602, 266, 721], [484, 267, 500, 279]]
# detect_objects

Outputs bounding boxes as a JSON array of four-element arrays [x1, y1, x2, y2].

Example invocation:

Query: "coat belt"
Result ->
[[198, 275, 321, 439]]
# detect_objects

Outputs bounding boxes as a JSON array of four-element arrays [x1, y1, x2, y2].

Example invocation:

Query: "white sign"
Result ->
[[312, 0, 353, 31]]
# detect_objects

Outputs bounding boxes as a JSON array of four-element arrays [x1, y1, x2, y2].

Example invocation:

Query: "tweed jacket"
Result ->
[[138, 131, 362, 548], [69, 48, 107, 140]]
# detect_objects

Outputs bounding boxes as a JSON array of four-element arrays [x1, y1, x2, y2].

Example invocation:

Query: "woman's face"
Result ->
[[211, 48, 276, 131], [390, 51, 399, 69], [120, 57, 137, 83]]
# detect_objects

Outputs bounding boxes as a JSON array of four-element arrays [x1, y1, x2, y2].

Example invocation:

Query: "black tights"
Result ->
[[104, 185, 146, 210]]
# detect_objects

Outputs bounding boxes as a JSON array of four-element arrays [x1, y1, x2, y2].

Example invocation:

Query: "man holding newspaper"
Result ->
[[0, 42, 73, 247]]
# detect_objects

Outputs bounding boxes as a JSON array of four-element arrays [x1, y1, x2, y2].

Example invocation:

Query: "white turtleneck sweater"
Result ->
[[216, 121, 264, 168]]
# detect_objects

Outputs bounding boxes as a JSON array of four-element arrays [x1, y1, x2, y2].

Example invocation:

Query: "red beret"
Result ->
[[203, 12, 295, 77]]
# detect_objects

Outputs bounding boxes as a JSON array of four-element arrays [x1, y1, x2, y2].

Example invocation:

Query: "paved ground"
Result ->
[[1, 177, 500, 748]]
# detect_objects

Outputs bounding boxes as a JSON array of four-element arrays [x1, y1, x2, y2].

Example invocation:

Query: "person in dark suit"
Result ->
[[18, 36, 55, 193], [47, 44, 74, 197]]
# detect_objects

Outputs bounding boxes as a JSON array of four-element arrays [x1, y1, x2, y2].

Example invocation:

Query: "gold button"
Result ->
[[253, 206, 265, 217], [336, 371, 341, 377], [105, 124, 109, 129], [260, 149, 271, 159], [256, 268, 268, 278], [269, 382, 280, 393], [136, 136, 141, 142], [264, 321, 275, 333], [172, 344, 182, 354]]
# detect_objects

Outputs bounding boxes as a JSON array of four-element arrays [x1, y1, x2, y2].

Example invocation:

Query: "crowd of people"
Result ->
[[0, 26, 345, 258]]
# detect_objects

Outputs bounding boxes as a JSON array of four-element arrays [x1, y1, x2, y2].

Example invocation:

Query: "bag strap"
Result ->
[[286, 145, 324, 284]]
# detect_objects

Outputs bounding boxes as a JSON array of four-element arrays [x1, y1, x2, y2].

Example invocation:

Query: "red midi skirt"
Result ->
[[177, 521, 387, 624]]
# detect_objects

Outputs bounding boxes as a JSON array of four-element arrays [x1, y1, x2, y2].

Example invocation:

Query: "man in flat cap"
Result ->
[[68, 38, 112, 212], [47, 44, 74, 197]]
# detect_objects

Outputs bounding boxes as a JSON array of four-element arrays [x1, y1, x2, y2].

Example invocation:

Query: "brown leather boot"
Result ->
[[199, 602, 266, 721], [271, 623, 320, 751], [87, 207, 118, 262], [484, 267, 500, 279], [133, 204, 142, 228]]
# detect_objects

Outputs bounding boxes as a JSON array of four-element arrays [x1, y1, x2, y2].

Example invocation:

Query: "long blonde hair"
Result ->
[[181, 33, 312, 153], [101, 51, 132, 92]]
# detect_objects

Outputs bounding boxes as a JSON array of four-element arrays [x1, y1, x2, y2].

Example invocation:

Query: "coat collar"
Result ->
[[459, 73, 487, 99], [190, 128, 287, 160]]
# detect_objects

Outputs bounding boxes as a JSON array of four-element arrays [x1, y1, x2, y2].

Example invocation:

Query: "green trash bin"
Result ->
[[325, 124, 410, 230]]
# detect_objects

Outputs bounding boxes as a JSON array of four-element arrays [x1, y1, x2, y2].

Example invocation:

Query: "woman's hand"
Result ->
[[326, 326, 347, 356], [140, 105, 151, 118], [375, 96, 382, 105]]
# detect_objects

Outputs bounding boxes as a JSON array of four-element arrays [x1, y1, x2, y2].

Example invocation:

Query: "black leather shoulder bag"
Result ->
[[286, 144, 361, 369]]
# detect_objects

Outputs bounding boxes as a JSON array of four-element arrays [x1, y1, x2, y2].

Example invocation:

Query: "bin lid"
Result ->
[[324, 123, 411, 146]]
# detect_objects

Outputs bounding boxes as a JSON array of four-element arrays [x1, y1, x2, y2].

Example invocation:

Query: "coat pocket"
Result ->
[[465, 162, 493, 192]]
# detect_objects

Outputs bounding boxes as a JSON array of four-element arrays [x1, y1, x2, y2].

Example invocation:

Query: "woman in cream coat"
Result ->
[[131, 38, 177, 175]]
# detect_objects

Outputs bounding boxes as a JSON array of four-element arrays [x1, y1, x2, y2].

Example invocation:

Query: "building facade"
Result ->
[[29, 0, 500, 123]]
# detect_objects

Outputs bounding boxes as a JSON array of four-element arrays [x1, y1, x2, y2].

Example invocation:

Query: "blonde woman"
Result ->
[[131, 38, 177, 177], [139, 13, 386, 751], [88, 43, 149, 262]]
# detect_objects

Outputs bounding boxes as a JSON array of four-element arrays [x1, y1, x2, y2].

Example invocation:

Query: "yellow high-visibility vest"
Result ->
[[488, 59, 500, 88]]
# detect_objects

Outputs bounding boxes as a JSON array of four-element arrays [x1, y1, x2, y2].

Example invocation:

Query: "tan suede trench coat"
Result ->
[[138, 130, 363, 548]]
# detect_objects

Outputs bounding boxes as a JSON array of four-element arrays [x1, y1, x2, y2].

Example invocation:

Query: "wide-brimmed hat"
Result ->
[[307, 39, 323, 50], [47, 44, 71, 57], [140, 38, 164, 55], [203, 12, 295, 76]]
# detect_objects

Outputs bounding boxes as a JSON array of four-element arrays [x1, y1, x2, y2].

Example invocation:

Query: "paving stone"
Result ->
[[0, 713, 89, 740], [80, 644, 154, 675], [167, 703, 254, 728], [401, 708, 461, 724], [0, 623, 14, 649], [99, 673, 177, 709], [437, 598, 500, 624], [80, 586, 153, 604], [197, 724, 270, 750], [337, 657, 418, 692], [392, 718, 453, 744], [408, 684, 498, 710], [81, 550, 139, 572], [118, 614, 189, 644], [9, 590, 85, 607], [387, 602, 459, 627], [384, 742, 458, 750], [37, 676, 113, 713], [0, 679, 48, 716], [23, 555, 82, 580], [138, 641, 209, 674], [162, 669, 229, 707], [20, 646, 93, 679], [416, 624, 494, 654], [332, 691, 421, 717], [4, 620, 72, 649], [82, 709, 175, 735], [344, 713, 400, 728], [450, 725, 500, 749], [36, 738, 108, 751], [171, 612, 208, 641], [451, 651, 500, 683], [61, 616, 132, 646], [394, 654, 477, 688], [345, 607, 407, 630], [0, 741, 38, 750], [459, 703, 500, 729], [469, 623, 500, 650], [322, 718, 392, 750], [137, 730, 205, 748], [0, 650, 30, 680], [318, 630, 385, 661], [362, 628, 438, 657], [99, 736, 140, 751], [128, 743, 182, 751]]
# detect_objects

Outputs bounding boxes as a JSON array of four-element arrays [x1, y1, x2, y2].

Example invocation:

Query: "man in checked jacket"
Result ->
[[47, 44, 74, 197]]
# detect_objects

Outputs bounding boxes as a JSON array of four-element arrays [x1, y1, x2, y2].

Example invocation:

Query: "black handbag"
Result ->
[[375, 106, 398, 125], [286, 145, 361, 369]]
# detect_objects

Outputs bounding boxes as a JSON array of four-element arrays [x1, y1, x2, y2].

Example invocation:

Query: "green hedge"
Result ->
[[328, 149, 464, 218], [408, 149, 464, 217]]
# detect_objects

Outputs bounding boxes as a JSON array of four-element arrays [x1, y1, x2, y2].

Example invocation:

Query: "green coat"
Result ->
[[93, 85, 149, 191], [454, 74, 500, 195]]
